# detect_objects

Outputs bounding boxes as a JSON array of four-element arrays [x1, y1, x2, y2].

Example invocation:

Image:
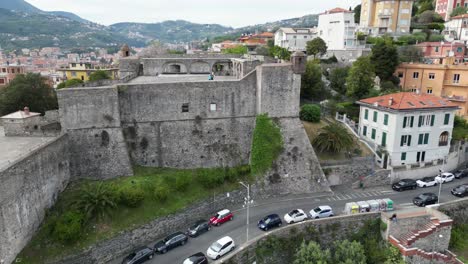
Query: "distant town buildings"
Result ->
[[395, 58, 468, 119], [443, 14, 468, 41], [357, 92, 458, 167], [58, 62, 119, 82], [0, 64, 26, 88], [318, 8, 358, 50], [415, 41, 467, 63], [274, 27, 317, 52], [360, 0, 414, 36], [435, 0, 468, 21]]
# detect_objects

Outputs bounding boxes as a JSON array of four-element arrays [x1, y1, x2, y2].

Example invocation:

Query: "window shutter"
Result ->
[[424, 133, 429, 144], [400, 136, 404, 146], [418, 116, 422, 127], [444, 114, 450, 125], [410, 116, 414, 127], [418, 134, 423, 145], [403, 117, 407, 128], [408, 135, 412, 146], [431, 115, 435, 126]]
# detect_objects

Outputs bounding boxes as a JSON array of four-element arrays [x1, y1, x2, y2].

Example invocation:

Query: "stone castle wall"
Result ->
[[0, 135, 70, 264]]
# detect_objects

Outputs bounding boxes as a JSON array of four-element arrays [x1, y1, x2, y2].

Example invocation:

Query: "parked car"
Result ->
[[209, 209, 233, 226], [454, 169, 468, 179], [392, 179, 417, 191], [451, 184, 468, 197], [284, 209, 308, 224], [257, 214, 282, 231], [121, 247, 154, 264], [309, 205, 334, 219], [187, 220, 211, 237], [435, 173, 455, 184], [154, 232, 188, 254], [413, 193, 438, 207], [183, 252, 209, 264], [416, 177, 438, 188], [206, 236, 235, 260]]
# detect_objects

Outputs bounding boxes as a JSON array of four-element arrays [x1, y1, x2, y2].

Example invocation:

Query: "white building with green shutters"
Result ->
[[357, 92, 459, 168]]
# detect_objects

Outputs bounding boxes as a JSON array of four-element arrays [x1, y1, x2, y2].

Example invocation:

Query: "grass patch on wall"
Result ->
[[17, 165, 251, 263], [250, 114, 284, 176], [449, 223, 468, 262]]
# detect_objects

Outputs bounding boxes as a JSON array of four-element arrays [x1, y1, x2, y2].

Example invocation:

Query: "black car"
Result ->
[[392, 179, 417, 191], [454, 169, 468, 179], [451, 184, 468, 197], [257, 214, 282, 231], [154, 232, 188, 254], [187, 220, 211, 237], [182, 252, 209, 264], [121, 247, 154, 264], [413, 193, 438, 207]]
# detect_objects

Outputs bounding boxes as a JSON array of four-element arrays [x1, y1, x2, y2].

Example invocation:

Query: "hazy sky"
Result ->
[[26, 0, 361, 27]]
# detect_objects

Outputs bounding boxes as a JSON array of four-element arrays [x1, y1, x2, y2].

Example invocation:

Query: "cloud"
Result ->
[[26, 0, 361, 27]]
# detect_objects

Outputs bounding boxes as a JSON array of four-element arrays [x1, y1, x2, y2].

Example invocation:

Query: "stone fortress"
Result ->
[[0, 49, 330, 264]]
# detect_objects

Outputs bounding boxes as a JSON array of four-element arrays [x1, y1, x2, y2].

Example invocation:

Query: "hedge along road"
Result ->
[[112, 178, 468, 264]]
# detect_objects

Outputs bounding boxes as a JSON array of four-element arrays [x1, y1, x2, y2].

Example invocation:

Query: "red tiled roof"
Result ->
[[325, 7, 353, 14], [451, 14, 468, 19], [358, 92, 458, 110], [255, 32, 274, 38]]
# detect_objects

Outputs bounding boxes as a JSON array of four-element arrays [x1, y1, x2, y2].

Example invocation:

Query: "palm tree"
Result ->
[[312, 123, 355, 153], [72, 183, 117, 221]]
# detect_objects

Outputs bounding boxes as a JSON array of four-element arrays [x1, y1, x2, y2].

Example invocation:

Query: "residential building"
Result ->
[[360, 0, 414, 36], [58, 62, 119, 81], [443, 14, 468, 41], [0, 64, 26, 88], [395, 60, 468, 119], [357, 92, 458, 167], [436, 0, 468, 21], [318, 7, 358, 50], [415, 42, 467, 63], [274, 27, 317, 52]]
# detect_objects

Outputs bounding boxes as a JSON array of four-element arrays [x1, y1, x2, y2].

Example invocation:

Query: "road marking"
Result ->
[[345, 194, 352, 199], [350, 193, 359, 198], [326, 197, 332, 201], [398, 203, 414, 207], [372, 191, 382, 196]]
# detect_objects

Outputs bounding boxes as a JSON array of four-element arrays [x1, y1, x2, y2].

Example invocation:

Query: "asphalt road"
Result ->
[[115, 178, 468, 264]]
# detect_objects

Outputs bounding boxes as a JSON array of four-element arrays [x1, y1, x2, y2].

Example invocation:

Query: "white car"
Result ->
[[435, 173, 455, 184], [416, 177, 438, 188], [206, 236, 235, 260], [310, 205, 334, 219], [284, 209, 308, 224]]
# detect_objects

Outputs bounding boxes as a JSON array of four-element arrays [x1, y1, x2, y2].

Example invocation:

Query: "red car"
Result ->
[[209, 209, 233, 226]]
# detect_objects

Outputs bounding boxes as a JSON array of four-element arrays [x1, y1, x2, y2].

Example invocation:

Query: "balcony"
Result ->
[[443, 95, 467, 102]]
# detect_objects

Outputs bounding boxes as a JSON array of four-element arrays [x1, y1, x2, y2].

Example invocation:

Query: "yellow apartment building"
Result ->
[[58, 63, 119, 82], [360, 0, 414, 36], [396, 60, 468, 119]]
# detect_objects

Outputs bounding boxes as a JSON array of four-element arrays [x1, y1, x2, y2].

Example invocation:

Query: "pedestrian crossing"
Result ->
[[326, 190, 395, 201]]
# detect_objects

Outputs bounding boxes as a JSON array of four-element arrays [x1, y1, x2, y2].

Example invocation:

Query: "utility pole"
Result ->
[[437, 156, 446, 204], [239, 181, 251, 244]]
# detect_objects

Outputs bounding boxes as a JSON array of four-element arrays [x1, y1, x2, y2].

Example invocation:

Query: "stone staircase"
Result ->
[[389, 217, 462, 264]]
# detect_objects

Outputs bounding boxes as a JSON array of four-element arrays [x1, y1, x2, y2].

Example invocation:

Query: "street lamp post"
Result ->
[[437, 156, 447, 204], [431, 233, 443, 264], [239, 181, 251, 244]]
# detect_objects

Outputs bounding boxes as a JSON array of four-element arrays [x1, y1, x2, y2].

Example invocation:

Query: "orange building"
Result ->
[[395, 58, 468, 119], [0, 64, 26, 88]]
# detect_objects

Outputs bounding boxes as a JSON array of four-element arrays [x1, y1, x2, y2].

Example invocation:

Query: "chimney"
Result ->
[[416, 89, 420, 95], [388, 97, 393, 106], [23, 106, 30, 115]]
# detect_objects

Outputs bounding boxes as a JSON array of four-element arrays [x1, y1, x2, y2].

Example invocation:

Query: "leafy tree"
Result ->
[[72, 183, 117, 220], [52, 211, 85, 243], [255, 45, 271, 56], [312, 123, 355, 153], [294, 240, 331, 264], [399, 45, 423, 63], [417, 0, 434, 14], [267, 39, 274, 48], [301, 60, 328, 100], [300, 104, 321, 123], [329, 66, 350, 94], [333, 240, 366, 264], [383, 246, 405, 264], [418, 10, 444, 23], [346, 56, 375, 99], [354, 4, 362, 24], [57, 78, 84, 89], [306, 38, 328, 59], [451, 6, 468, 17], [222, 45, 248, 54], [270, 45, 291, 60], [0, 73, 58, 115], [89, 70, 110, 81], [371, 38, 399, 81]]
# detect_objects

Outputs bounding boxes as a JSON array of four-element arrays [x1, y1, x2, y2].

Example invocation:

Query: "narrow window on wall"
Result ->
[[382, 132, 387, 147], [427, 88, 433, 94], [428, 73, 435, 80], [384, 114, 389, 125], [453, 74, 460, 84], [210, 103, 217, 112], [364, 109, 369, 120], [424, 133, 429, 144], [373, 111, 378, 122], [413, 72, 419, 79], [363, 126, 367, 136], [444, 113, 450, 125], [401, 152, 406, 161], [371, 128, 376, 140], [182, 103, 189, 113], [431, 115, 435, 126]]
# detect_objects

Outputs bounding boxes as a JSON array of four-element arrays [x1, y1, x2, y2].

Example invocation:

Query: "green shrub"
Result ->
[[154, 184, 170, 202], [52, 211, 85, 243], [197, 168, 224, 188], [380, 220, 388, 232], [250, 114, 284, 176], [119, 185, 145, 207], [175, 173, 192, 191], [73, 183, 117, 220], [300, 104, 321, 122]]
